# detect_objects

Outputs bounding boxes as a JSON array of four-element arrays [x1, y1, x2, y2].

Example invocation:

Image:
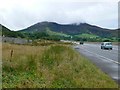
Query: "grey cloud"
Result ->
[[0, 0, 118, 30]]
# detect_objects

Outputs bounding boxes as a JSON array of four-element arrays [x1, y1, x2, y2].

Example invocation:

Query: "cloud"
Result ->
[[0, 0, 118, 30]]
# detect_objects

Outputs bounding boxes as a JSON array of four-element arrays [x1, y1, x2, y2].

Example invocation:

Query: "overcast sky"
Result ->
[[0, 0, 118, 31]]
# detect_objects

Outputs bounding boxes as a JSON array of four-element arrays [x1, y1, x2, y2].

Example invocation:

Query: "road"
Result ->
[[73, 43, 119, 83]]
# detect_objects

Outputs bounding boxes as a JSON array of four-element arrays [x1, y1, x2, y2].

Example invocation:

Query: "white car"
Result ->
[[101, 42, 112, 50]]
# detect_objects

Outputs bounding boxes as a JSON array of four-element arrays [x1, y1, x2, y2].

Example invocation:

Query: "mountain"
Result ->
[[20, 21, 118, 38], [0, 24, 11, 35], [1, 22, 118, 41], [0, 24, 24, 38]]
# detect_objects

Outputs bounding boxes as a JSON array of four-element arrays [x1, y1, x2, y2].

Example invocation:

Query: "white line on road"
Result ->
[[78, 46, 120, 65]]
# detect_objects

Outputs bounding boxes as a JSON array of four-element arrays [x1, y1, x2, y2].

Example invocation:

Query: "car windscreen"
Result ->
[[106, 43, 112, 45]]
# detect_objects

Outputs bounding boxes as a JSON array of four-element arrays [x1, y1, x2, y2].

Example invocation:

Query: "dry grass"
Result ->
[[2, 43, 118, 88], [32, 39, 72, 46]]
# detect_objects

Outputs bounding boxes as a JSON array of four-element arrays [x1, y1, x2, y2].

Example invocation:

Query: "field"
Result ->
[[2, 43, 118, 88]]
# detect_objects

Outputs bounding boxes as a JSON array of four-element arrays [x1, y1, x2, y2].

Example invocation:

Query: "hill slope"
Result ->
[[0, 24, 24, 38], [20, 21, 118, 38], [0, 22, 118, 41]]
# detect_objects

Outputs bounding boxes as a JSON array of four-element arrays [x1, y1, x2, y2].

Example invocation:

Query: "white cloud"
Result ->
[[0, 0, 118, 30]]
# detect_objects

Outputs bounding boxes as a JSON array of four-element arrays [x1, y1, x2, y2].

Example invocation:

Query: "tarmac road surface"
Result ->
[[74, 43, 119, 83]]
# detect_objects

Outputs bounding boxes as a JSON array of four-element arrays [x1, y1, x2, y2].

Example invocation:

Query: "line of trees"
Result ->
[[2, 29, 119, 42]]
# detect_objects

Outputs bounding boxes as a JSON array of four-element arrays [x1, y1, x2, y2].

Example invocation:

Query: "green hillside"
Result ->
[[0, 22, 119, 42], [20, 21, 118, 38], [45, 27, 70, 37], [0, 24, 24, 38], [75, 33, 99, 38]]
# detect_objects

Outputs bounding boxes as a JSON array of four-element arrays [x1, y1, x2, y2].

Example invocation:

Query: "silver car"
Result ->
[[101, 42, 112, 50]]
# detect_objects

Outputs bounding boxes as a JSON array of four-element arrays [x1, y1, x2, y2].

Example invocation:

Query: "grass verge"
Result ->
[[2, 43, 118, 88]]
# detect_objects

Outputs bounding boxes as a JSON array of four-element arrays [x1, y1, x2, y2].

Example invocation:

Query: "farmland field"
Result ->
[[2, 43, 118, 88]]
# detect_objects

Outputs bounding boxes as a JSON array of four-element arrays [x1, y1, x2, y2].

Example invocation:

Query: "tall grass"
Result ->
[[2, 43, 118, 88]]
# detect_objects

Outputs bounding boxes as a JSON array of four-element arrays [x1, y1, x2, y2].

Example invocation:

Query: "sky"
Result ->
[[0, 0, 119, 31]]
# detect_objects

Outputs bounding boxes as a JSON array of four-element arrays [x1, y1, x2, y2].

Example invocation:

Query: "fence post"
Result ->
[[10, 50, 13, 62]]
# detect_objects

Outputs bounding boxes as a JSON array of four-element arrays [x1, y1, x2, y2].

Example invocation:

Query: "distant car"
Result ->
[[80, 41, 84, 45], [101, 42, 112, 50]]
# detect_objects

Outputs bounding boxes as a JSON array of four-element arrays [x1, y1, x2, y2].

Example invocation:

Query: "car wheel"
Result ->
[[101, 47, 102, 49], [110, 48, 112, 50], [103, 47, 105, 49]]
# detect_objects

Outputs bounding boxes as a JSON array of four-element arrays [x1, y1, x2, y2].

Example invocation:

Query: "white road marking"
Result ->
[[78, 46, 120, 65], [82, 44, 119, 55]]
